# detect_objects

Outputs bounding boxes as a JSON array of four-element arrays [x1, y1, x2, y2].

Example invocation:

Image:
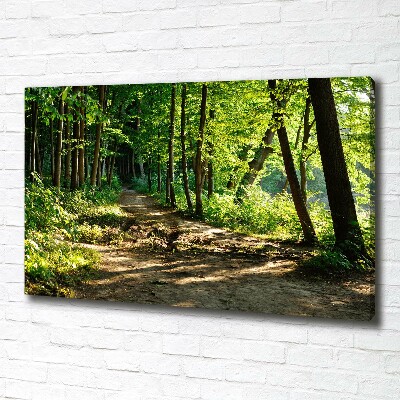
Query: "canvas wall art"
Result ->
[[25, 77, 375, 320]]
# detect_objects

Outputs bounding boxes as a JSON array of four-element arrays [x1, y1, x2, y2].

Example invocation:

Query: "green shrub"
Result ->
[[25, 232, 99, 297]]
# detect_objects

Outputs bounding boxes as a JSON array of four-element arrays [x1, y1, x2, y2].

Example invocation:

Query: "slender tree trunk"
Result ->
[[308, 78, 365, 257], [195, 84, 207, 218], [147, 158, 152, 192], [90, 85, 106, 186], [236, 128, 275, 200], [35, 132, 42, 178], [180, 84, 193, 211], [50, 119, 54, 179], [30, 100, 38, 180], [97, 157, 102, 187], [131, 151, 136, 178], [53, 97, 64, 189], [139, 161, 145, 178], [167, 83, 177, 207], [300, 96, 312, 201], [70, 86, 80, 190], [107, 142, 117, 186], [78, 88, 85, 187], [207, 157, 214, 198], [157, 131, 162, 192], [64, 103, 71, 185], [269, 80, 317, 244]]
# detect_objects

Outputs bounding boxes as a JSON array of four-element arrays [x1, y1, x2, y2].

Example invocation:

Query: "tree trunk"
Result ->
[[300, 96, 312, 201], [269, 80, 317, 244], [308, 78, 365, 257], [236, 128, 275, 200], [35, 131, 42, 178], [147, 158, 152, 192], [167, 83, 177, 208], [70, 86, 80, 190], [180, 84, 193, 211], [78, 88, 85, 187], [30, 100, 38, 180], [90, 85, 106, 186], [53, 96, 64, 189], [131, 151, 136, 178], [107, 141, 117, 186], [50, 119, 54, 180], [64, 103, 71, 185], [139, 161, 145, 178], [195, 84, 207, 218]]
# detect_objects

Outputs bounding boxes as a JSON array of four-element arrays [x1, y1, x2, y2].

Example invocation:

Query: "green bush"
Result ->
[[25, 232, 99, 297]]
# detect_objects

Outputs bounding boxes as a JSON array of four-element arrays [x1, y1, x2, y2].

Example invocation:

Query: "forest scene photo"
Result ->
[[25, 77, 375, 320]]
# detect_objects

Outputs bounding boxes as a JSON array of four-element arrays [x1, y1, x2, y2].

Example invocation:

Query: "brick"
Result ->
[[5, 1, 31, 19], [282, 1, 327, 22], [225, 361, 266, 383], [288, 345, 334, 368], [183, 357, 225, 380], [355, 331, 400, 352], [163, 334, 200, 356], [378, 0, 400, 17]]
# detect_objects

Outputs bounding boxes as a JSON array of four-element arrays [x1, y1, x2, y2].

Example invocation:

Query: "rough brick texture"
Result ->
[[0, 0, 399, 399]]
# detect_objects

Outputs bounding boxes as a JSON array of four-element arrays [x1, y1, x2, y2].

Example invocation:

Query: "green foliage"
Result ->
[[25, 175, 124, 295], [300, 249, 354, 276], [25, 232, 99, 297], [25, 173, 71, 232]]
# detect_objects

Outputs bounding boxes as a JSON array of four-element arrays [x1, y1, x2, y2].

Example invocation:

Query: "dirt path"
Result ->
[[75, 189, 374, 320]]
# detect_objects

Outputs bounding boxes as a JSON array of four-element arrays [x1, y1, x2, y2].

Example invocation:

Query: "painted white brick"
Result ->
[[225, 361, 266, 383], [288, 345, 334, 368], [282, 1, 327, 22], [163, 333, 200, 356], [378, 0, 400, 17], [5, 2, 30, 20]]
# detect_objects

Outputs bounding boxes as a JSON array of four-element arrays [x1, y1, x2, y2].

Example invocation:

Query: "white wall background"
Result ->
[[0, 0, 399, 398]]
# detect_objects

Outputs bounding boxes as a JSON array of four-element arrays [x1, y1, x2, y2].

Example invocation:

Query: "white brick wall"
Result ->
[[0, 0, 398, 398]]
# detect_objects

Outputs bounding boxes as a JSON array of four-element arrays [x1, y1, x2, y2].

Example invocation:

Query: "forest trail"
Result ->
[[76, 189, 374, 320]]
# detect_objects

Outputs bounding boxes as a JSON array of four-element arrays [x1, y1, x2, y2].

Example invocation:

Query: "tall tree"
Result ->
[[180, 84, 193, 211], [166, 83, 177, 207], [90, 85, 106, 186], [308, 78, 365, 256], [53, 95, 64, 189], [78, 87, 85, 187], [195, 84, 207, 218], [30, 98, 38, 181], [269, 80, 317, 244], [70, 86, 80, 190], [64, 103, 71, 185], [299, 95, 314, 201]]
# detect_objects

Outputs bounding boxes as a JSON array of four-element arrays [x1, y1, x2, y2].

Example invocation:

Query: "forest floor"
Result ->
[[75, 189, 375, 320]]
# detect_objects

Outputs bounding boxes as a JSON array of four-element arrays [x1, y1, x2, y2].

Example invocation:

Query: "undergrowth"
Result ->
[[25, 174, 125, 296]]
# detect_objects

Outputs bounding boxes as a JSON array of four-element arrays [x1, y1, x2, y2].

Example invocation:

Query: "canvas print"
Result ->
[[25, 77, 375, 320]]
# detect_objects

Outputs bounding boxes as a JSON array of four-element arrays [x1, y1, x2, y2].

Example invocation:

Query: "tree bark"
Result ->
[[180, 84, 193, 211], [308, 78, 365, 256], [53, 96, 64, 189], [64, 103, 71, 185], [78, 87, 85, 187], [90, 85, 106, 186], [195, 84, 207, 218], [147, 158, 152, 192], [167, 83, 177, 208], [50, 119, 54, 180], [70, 86, 80, 190], [269, 80, 317, 244], [300, 96, 312, 201], [30, 100, 38, 181]]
